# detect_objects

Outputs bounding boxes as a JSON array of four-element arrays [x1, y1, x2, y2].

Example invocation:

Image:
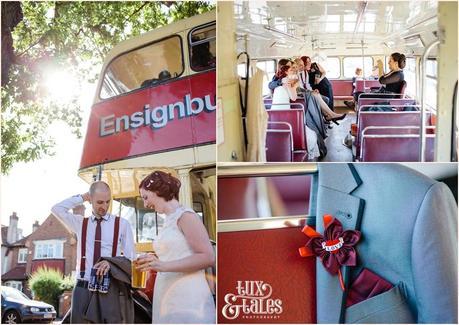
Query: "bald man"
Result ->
[[51, 181, 135, 323]]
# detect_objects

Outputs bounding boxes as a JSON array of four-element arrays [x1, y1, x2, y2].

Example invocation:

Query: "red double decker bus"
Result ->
[[77, 10, 216, 307]]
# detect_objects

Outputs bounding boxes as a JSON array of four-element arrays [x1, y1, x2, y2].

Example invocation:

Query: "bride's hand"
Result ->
[[135, 253, 166, 272]]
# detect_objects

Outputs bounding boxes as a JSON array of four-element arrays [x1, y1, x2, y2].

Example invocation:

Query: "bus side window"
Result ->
[[189, 23, 216, 71], [343, 56, 373, 78], [425, 58, 438, 112], [100, 35, 184, 99], [404, 57, 417, 98]]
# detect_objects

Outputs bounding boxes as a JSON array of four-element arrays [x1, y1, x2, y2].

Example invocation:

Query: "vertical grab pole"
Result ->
[[419, 40, 440, 161]]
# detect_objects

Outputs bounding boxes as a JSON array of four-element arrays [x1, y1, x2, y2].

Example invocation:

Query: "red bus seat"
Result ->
[[267, 108, 307, 151], [357, 97, 416, 110], [330, 80, 353, 101], [354, 80, 381, 93], [361, 127, 435, 162], [354, 111, 423, 158], [266, 121, 293, 162]]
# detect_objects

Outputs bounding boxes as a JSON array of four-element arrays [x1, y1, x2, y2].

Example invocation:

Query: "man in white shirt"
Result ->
[[295, 58, 330, 105], [51, 181, 135, 323]]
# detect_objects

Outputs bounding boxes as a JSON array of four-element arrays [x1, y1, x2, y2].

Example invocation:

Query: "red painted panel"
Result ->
[[218, 227, 316, 323], [189, 71, 217, 144], [80, 71, 216, 169], [31, 259, 65, 275]]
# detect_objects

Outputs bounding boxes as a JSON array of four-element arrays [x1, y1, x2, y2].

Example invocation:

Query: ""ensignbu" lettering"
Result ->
[[99, 93, 215, 137]]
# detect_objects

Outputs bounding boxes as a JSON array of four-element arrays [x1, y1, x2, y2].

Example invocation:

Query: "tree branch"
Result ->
[[122, 2, 149, 26]]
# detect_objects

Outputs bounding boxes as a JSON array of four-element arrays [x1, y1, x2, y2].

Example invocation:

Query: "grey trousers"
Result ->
[[70, 285, 91, 323]]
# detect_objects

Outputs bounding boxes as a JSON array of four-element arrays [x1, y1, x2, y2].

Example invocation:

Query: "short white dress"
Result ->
[[152, 206, 216, 324]]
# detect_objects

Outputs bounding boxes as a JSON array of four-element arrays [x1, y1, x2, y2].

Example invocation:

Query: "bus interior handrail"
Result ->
[[217, 162, 317, 177]]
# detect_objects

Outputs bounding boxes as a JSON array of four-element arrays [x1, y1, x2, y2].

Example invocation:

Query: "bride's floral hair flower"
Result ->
[[139, 170, 181, 201]]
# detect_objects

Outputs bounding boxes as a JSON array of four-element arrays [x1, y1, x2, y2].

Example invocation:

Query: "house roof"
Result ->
[[9, 234, 29, 247], [1, 265, 28, 281]]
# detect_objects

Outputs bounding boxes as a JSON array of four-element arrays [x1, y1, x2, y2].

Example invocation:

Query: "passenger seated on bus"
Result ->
[[268, 59, 294, 92], [290, 57, 345, 124], [271, 63, 320, 160], [344, 68, 363, 109], [303, 56, 335, 110], [269, 58, 328, 105], [357, 53, 406, 101], [296, 57, 330, 106], [158, 70, 172, 81], [191, 36, 215, 70]]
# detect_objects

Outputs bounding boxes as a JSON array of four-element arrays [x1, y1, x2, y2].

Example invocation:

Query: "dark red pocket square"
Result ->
[[346, 268, 394, 308]]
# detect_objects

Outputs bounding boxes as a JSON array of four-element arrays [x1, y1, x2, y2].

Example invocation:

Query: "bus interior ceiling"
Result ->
[[235, 1, 438, 58]]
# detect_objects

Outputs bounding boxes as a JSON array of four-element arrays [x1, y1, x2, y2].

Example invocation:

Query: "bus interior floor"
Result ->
[[321, 108, 355, 162]]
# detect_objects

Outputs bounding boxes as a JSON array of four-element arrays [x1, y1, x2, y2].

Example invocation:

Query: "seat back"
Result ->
[[330, 80, 353, 96], [361, 127, 435, 161], [357, 97, 416, 109], [266, 121, 293, 162], [354, 80, 382, 93], [265, 101, 305, 110], [267, 109, 306, 151], [355, 111, 421, 157]]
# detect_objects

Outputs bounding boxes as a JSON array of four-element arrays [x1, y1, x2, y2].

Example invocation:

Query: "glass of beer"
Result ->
[[131, 254, 147, 289]]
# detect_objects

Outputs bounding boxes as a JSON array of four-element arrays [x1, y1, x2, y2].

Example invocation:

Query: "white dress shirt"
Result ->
[[298, 70, 313, 91], [51, 195, 136, 281]]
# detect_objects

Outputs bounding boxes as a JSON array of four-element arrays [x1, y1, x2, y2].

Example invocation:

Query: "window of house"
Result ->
[[34, 240, 64, 259], [343, 57, 373, 78], [5, 281, 23, 292], [18, 248, 27, 263], [324, 57, 340, 79], [100, 35, 184, 99], [189, 23, 216, 72]]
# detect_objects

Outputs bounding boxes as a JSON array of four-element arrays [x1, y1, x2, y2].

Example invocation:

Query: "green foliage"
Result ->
[[60, 274, 75, 292], [28, 267, 64, 309], [1, 1, 215, 174]]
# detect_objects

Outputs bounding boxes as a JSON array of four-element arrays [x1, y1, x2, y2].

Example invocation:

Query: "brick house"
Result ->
[[1, 212, 26, 292], [2, 213, 77, 297]]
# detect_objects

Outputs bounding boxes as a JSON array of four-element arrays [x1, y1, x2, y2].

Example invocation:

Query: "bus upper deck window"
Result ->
[[100, 35, 184, 99], [343, 57, 374, 78], [189, 23, 216, 72]]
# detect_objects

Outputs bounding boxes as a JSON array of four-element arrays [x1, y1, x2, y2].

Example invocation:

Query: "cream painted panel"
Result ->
[[436, 1, 458, 161], [218, 1, 245, 162]]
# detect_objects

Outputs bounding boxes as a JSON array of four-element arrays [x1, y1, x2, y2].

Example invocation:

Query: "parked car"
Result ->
[[1, 286, 56, 323]]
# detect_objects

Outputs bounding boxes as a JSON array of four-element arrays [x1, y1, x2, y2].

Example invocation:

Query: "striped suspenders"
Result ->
[[79, 216, 120, 278]]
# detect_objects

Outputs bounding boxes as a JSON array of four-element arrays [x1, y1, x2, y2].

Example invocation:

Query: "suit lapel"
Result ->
[[316, 163, 366, 323]]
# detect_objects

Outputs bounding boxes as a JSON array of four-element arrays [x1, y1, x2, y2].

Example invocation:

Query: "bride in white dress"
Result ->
[[135, 171, 215, 324], [271, 62, 321, 160]]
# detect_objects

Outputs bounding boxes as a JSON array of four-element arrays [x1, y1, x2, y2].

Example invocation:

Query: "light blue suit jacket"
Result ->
[[315, 163, 457, 323]]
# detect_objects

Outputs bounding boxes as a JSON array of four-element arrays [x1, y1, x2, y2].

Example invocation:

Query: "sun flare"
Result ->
[[44, 70, 80, 104]]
